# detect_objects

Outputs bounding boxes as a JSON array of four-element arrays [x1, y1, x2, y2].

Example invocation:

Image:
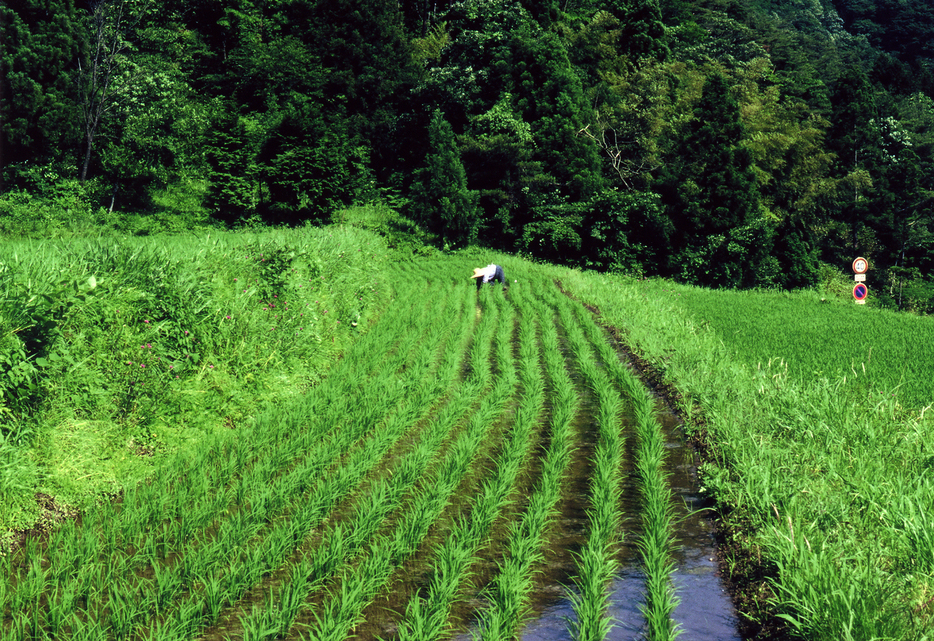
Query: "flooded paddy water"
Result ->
[[450, 400, 741, 641], [515, 402, 740, 641], [448, 305, 742, 641]]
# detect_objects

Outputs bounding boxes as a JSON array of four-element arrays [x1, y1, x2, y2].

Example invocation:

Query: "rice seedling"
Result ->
[[472, 281, 578, 641], [46, 581, 77, 637], [539, 287, 626, 641], [106, 581, 142, 640], [302, 286, 520, 641], [395, 286, 539, 641]]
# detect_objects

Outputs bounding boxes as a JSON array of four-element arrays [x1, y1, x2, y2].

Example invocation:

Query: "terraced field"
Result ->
[[1, 257, 725, 641]]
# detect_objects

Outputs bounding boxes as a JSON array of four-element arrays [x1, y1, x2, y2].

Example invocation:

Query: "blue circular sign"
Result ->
[[853, 283, 868, 300]]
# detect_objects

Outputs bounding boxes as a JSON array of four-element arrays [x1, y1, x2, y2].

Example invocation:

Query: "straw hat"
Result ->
[[470, 267, 485, 279]]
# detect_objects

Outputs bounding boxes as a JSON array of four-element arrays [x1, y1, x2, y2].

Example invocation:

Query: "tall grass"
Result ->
[[644, 282, 934, 410], [0, 225, 392, 536]]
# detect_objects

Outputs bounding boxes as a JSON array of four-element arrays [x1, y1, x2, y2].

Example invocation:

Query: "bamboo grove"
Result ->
[[0, 258, 686, 641]]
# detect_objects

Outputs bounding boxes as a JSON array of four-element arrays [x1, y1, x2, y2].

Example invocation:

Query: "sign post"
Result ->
[[853, 282, 868, 303], [852, 257, 869, 304]]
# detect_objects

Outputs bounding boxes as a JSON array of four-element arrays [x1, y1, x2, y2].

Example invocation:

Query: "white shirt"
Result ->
[[479, 264, 497, 283]]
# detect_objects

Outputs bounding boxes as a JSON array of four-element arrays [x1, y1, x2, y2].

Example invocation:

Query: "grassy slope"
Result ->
[[641, 281, 934, 410], [0, 224, 393, 538]]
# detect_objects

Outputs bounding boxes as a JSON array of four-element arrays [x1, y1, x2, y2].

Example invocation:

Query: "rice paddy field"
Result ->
[[2, 227, 934, 640]]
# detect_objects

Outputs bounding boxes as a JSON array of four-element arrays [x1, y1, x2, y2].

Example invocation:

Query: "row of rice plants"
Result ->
[[560, 268, 934, 638], [137, 279, 477, 638], [395, 270, 545, 641], [0, 274, 466, 638], [631, 387, 680, 641], [6, 334, 425, 636], [229, 272, 493, 638], [566, 295, 681, 640], [472, 276, 580, 641], [184, 275, 477, 637], [545, 285, 626, 641], [299, 277, 521, 640]]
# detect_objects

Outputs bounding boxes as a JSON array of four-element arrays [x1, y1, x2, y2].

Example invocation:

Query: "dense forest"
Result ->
[[2, 0, 933, 308]]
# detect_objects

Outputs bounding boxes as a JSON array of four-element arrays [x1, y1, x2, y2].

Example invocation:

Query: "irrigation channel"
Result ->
[[0, 259, 740, 641]]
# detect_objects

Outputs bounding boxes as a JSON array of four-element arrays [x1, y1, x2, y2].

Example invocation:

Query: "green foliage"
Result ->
[[0, 0, 83, 166], [513, 31, 606, 200], [262, 130, 369, 225], [2, 0, 933, 297], [607, 0, 670, 62], [411, 110, 479, 247], [581, 189, 663, 273], [0, 329, 38, 430], [203, 110, 263, 223], [0, 168, 214, 239], [658, 72, 762, 287], [831, 0, 934, 63], [0, 225, 392, 532], [412, 21, 450, 64]]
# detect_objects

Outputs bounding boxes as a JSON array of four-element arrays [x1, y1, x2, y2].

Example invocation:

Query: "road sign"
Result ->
[[853, 257, 869, 274], [853, 283, 868, 302], [855, 273, 866, 282]]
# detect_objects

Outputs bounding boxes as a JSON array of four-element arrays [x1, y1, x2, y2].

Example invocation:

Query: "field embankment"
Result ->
[[0, 225, 392, 537]]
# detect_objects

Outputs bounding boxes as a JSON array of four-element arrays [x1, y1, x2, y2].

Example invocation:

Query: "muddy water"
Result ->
[[515, 401, 740, 641], [658, 402, 741, 640]]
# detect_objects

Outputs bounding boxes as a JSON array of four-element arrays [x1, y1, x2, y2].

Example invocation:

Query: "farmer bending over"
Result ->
[[471, 264, 506, 290]]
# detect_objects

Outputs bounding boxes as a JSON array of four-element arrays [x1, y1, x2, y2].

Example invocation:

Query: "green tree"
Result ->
[[303, 0, 416, 181], [259, 108, 369, 224], [513, 30, 605, 201], [1, 0, 83, 172], [203, 107, 263, 223], [607, 0, 669, 62], [74, 0, 141, 182], [411, 110, 479, 247], [580, 189, 666, 273], [657, 72, 761, 287], [460, 92, 539, 248]]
